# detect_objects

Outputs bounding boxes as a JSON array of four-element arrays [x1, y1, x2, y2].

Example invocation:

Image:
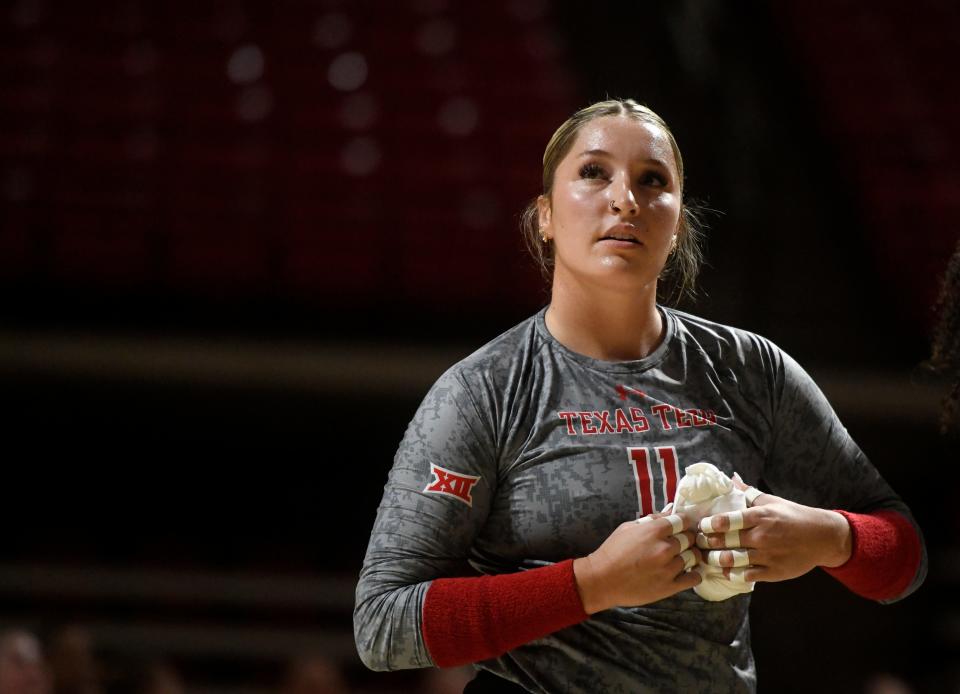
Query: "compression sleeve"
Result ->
[[756, 342, 927, 603], [822, 509, 923, 601], [354, 368, 497, 670], [422, 559, 588, 668]]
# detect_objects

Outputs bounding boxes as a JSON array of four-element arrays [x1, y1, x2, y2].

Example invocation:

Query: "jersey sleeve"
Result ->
[[353, 366, 498, 671], [759, 346, 927, 603]]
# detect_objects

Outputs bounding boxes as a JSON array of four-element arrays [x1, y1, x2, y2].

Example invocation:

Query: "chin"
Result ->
[[555, 259, 659, 293], [587, 267, 659, 294]]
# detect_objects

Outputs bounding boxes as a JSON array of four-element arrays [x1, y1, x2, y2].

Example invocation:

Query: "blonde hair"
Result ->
[[520, 98, 705, 304]]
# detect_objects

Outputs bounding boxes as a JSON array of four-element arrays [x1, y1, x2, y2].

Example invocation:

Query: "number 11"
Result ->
[[627, 446, 680, 516]]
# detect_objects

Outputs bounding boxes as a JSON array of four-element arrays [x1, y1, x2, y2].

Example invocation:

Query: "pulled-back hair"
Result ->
[[519, 98, 706, 304]]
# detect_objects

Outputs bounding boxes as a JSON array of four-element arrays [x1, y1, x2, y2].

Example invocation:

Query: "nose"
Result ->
[[609, 175, 638, 216]]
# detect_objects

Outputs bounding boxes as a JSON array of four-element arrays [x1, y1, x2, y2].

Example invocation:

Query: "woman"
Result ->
[[353, 99, 926, 693]]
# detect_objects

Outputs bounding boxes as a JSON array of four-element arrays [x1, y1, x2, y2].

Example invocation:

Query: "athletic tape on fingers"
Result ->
[[674, 532, 691, 552], [664, 514, 683, 535], [697, 564, 755, 601], [725, 567, 750, 584], [744, 486, 763, 505], [694, 531, 738, 549], [706, 549, 750, 568], [672, 463, 756, 601], [700, 510, 743, 534], [680, 549, 697, 570]]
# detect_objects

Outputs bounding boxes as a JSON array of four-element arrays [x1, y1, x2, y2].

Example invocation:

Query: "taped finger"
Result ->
[[706, 549, 751, 568], [663, 514, 684, 535], [700, 510, 744, 534], [722, 567, 752, 584], [674, 532, 691, 552], [680, 549, 697, 571], [724, 529, 741, 548], [744, 486, 763, 505]]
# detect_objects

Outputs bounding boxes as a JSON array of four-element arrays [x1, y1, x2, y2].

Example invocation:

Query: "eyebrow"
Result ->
[[577, 149, 669, 168]]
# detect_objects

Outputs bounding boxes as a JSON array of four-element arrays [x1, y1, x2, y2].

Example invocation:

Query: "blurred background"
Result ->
[[0, 0, 957, 692]]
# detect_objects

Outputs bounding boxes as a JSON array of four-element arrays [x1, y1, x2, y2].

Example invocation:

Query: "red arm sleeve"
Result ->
[[822, 509, 922, 601], [421, 559, 589, 668]]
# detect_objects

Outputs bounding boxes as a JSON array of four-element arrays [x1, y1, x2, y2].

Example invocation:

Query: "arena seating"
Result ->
[[775, 0, 960, 327], [0, 0, 576, 315]]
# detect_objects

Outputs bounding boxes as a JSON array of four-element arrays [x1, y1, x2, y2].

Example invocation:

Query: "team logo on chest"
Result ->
[[424, 463, 481, 507], [555, 385, 717, 435]]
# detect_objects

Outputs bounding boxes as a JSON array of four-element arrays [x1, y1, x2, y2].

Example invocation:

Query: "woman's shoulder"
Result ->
[[435, 310, 547, 389], [663, 306, 788, 367]]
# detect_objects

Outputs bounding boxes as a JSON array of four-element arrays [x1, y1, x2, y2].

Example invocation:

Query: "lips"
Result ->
[[599, 223, 641, 244]]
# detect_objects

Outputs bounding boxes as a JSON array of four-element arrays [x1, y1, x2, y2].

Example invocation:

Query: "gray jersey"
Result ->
[[354, 306, 926, 693]]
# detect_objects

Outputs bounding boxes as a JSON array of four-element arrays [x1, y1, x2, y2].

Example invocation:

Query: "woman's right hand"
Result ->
[[572, 510, 702, 614]]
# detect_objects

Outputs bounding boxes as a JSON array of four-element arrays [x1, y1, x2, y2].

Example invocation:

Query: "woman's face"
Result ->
[[538, 115, 682, 293]]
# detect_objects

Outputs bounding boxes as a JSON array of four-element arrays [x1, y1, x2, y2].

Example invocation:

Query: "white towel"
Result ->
[[673, 462, 755, 602]]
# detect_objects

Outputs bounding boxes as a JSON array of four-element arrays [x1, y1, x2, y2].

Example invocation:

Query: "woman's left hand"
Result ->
[[695, 476, 853, 583]]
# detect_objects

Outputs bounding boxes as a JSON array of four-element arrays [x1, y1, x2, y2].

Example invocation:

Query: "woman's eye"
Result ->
[[641, 172, 667, 186], [579, 163, 607, 180]]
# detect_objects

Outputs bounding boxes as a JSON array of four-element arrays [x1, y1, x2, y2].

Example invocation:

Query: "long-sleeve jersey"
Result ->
[[354, 306, 927, 693]]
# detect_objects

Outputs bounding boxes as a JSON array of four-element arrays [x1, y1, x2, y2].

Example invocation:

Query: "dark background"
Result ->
[[1, 0, 957, 692]]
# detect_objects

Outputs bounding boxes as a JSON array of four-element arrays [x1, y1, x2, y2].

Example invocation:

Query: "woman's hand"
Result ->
[[696, 477, 853, 583], [573, 509, 703, 614]]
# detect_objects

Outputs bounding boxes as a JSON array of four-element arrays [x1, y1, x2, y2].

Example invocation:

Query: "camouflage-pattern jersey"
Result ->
[[354, 306, 926, 693]]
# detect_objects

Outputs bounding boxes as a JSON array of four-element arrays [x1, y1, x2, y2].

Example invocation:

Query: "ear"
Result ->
[[537, 195, 552, 237]]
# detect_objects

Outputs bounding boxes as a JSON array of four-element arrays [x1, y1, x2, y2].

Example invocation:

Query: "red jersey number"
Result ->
[[627, 446, 680, 516]]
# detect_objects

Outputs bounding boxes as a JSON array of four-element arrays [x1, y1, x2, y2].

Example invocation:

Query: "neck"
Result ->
[[545, 271, 664, 361]]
